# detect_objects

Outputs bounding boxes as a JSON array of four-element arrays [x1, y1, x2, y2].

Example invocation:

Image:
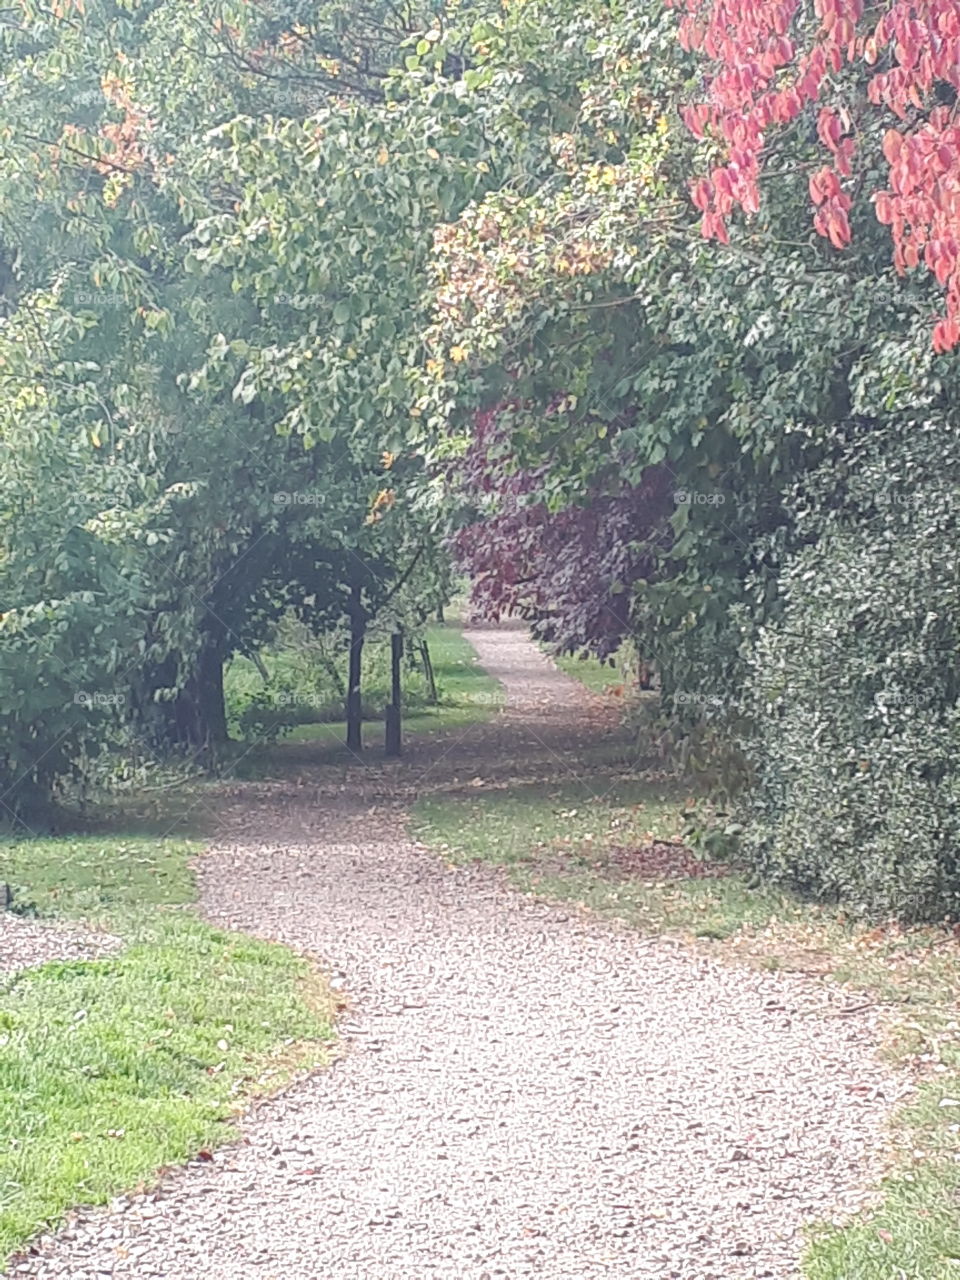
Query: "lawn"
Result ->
[[285, 621, 501, 742], [0, 622, 497, 1264], [0, 832, 332, 1266], [226, 623, 502, 776], [412, 773, 796, 939], [552, 649, 632, 694]]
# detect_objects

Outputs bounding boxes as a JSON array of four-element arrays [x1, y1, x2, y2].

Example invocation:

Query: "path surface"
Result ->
[[17, 626, 901, 1280]]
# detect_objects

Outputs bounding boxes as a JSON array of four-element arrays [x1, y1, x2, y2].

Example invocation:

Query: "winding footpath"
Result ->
[[18, 627, 902, 1280]]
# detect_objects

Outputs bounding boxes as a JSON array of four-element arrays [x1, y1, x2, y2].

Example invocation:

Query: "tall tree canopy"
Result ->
[[673, 0, 960, 349]]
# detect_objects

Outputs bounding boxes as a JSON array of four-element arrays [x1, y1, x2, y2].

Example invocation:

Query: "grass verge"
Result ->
[[0, 832, 333, 1267], [411, 771, 960, 1278], [551, 649, 632, 694]]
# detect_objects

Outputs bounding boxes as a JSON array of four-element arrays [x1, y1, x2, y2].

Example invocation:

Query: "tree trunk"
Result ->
[[385, 631, 403, 757], [144, 633, 227, 753], [346, 582, 365, 753], [168, 639, 227, 750], [419, 639, 438, 704], [197, 640, 228, 744]]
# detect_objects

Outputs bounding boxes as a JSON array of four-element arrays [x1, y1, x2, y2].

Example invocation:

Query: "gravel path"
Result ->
[[0, 913, 120, 978], [14, 625, 903, 1280]]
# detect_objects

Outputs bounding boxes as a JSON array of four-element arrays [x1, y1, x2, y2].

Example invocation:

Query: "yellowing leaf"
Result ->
[[376, 146, 389, 165], [449, 345, 468, 363]]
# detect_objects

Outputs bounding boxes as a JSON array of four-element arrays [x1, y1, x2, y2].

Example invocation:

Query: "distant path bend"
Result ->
[[21, 624, 898, 1280]]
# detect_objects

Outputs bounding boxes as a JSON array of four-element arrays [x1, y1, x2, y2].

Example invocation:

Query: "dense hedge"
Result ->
[[739, 421, 960, 920]]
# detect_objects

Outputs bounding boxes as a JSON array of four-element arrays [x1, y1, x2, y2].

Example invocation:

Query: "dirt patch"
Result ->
[[605, 838, 731, 882]]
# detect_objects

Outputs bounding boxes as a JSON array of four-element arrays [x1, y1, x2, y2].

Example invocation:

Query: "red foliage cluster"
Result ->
[[452, 409, 672, 657], [672, 0, 960, 349]]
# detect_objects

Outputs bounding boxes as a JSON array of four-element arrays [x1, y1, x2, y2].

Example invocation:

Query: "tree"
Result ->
[[0, 0, 489, 809], [452, 409, 672, 657], [672, 0, 960, 349]]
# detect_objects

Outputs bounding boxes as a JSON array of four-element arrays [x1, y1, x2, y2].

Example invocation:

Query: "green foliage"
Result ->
[[225, 621, 438, 739], [0, 0, 484, 813], [2, 0, 959, 935], [398, 0, 960, 935], [740, 421, 960, 920]]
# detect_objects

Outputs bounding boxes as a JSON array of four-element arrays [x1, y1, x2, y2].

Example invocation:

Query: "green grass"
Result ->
[[552, 650, 631, 694], [805, 1165, 960, 1279], [0, 833, 332, 1267], [413, 774, 683, 861], [2, 834, 197, 918], [412, 774, 793, 938], [411, 768, 960, 1277], [801, 929, 960, 1279]]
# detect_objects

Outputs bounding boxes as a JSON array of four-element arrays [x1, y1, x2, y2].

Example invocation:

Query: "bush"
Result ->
[[739, 420, 960, 920], [0, 593, 141, 822]]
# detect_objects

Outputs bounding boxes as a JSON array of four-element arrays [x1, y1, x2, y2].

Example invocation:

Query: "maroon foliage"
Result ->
[[452, 408, 672, 658]]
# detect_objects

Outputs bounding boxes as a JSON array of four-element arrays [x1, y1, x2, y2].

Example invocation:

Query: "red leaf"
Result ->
[[883, 129, 903, 165]]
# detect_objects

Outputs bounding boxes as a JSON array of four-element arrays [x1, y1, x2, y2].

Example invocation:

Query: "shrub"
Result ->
[[0, 593, 141, 823], [740, 420, 960, 920]]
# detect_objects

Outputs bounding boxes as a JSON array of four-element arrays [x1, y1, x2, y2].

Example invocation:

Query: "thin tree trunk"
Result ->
[[385, 630, 402, 757], [346, 582, 365, 753], [419, 639, 438, 704]]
